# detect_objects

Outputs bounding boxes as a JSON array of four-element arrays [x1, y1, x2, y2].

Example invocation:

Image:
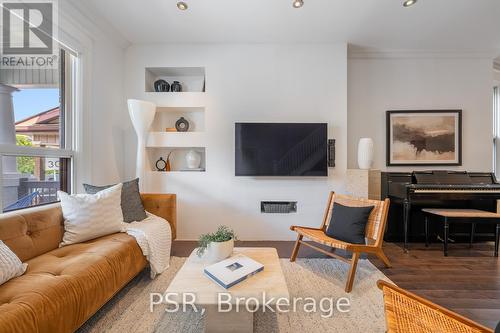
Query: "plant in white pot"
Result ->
[[197, 226, 237, 263]]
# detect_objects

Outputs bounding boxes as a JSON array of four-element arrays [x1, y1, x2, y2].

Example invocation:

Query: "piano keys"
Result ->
[[381, 171, 500, 251]]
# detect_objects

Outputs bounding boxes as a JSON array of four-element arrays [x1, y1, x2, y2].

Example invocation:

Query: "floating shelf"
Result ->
[[145, 67, 206, 93], [148, 170, 207, 176], [147, 132, 207, 148], [142, 92, 207, 108]]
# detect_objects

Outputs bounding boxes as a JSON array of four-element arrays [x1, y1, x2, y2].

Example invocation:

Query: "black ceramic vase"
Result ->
[[154, 79, 170, 92], [175, 117, 189, 132], [171, 81, 182, 92]]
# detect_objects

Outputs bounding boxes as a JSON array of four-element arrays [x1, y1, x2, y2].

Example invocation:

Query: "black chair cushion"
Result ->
[[325, 202, 374, 244]]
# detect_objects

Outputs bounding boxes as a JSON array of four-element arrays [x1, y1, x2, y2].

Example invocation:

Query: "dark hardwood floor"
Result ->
[[172, 240, 500, 329]]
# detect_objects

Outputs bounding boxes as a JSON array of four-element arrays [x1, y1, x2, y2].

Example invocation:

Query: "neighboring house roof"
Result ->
[[15, 107, 60, 133]]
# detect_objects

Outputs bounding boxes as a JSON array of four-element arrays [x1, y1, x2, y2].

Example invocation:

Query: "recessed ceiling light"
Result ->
[[403, 0, 417, 7], [177, 1, 188, 10], [292, 0, 304, 8]]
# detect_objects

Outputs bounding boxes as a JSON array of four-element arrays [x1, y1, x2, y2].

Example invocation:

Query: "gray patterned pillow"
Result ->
[[0, 241, 27, 286], [83, 178, 147, 223]]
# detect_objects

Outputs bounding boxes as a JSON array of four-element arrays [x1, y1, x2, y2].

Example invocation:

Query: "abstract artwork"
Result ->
[[386, 110, 462, 166]]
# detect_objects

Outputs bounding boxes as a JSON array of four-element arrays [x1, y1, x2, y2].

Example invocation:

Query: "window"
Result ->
[[494, 86, 500, 177], [0, 49, 77, 212]]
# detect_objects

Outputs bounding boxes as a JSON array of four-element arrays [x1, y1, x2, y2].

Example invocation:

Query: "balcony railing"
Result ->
[[4, 178, 60, 212]]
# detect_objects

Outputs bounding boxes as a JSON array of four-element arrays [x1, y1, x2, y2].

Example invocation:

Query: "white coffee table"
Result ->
[[165, 247, 289, 333]]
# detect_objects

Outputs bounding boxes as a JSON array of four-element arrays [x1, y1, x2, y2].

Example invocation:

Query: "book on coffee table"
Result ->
[[204, 254, 264, 289]]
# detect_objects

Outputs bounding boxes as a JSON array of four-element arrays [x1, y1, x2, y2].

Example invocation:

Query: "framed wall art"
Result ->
[[386, 110, 462, 166]]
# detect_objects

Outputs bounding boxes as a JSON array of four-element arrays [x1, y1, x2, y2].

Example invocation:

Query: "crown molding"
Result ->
[[348, 46, 500, 60]]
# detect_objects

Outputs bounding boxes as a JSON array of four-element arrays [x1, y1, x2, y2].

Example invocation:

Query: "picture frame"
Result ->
[[386, 110, 462, 166]]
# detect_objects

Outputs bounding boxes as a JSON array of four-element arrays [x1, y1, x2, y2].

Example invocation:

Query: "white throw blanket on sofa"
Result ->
[[125, 212, 172, 279]]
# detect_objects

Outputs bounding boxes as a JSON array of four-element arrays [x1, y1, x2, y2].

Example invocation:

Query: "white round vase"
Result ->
[[205, 238, 234, 263], [186, 150, 201, 169], [357, 138, 374, 170]]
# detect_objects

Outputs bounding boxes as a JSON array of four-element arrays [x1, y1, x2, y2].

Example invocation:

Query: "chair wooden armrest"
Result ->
[[290, 225, 322, 232], [377, 280, 493, 333]]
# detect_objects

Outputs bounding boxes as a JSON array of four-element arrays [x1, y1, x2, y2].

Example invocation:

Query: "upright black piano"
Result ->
[[382, 171, 500, 250]]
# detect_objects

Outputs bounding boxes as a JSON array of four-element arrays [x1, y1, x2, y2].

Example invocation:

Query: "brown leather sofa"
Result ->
[[0, 194, 176, 333]]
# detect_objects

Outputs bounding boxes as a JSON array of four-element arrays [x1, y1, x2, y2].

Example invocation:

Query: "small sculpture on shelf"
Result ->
[[153, 79, 170, 92], [155, 152, 172, 172], [175, 117, 190, 132], [171, 81, 182, 92]]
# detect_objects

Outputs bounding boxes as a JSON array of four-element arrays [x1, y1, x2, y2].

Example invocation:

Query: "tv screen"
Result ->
[[235, 123, 328, 176]]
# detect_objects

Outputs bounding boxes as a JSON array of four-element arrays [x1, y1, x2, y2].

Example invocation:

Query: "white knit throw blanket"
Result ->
[[125, 212, 172, 279]]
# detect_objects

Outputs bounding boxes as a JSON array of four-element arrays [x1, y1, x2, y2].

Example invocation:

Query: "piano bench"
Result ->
[[421, 209, 500, 257]]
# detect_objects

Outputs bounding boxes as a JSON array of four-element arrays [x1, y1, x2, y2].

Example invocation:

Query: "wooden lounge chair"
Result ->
[[377, 280, 493, 333], [290, 191, 391, 292]]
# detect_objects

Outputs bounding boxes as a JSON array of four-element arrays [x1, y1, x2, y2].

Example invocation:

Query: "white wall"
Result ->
[[88, 40, 126, 185], [59, 0, 128, 190], [348, 55, 494, 172], [125, 44, 348, 240]]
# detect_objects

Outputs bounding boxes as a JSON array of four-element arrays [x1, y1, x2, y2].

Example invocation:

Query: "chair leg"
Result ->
[[376, 250, 392, 268], [290, 235, 303, 262], [345, 252, 360, 293]]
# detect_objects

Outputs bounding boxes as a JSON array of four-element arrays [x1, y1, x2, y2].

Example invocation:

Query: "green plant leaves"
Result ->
[[196, 225, 237, 257]]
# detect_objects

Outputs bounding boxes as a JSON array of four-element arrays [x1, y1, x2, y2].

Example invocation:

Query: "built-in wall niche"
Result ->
[[150, 107, 205, 132], [148, 147, 206, 172], [145, 67, 206, 93]]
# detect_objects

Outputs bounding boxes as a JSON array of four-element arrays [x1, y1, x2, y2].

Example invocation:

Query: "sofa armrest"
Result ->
[[140, 193, 177, 239]]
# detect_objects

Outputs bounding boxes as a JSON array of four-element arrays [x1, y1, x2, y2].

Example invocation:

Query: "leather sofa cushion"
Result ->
[[0, 232, 147, 333], [0, 204, 63, 262]]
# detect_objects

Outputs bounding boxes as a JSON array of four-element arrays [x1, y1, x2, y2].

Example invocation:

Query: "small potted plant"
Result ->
[[197, 226, 237, 263]]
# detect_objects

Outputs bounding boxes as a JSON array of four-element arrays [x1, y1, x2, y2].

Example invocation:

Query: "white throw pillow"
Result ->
[[0, 241, 27, 286], [58, 183, 125, 247]]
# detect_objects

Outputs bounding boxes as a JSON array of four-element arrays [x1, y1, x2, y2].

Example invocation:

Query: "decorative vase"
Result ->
[[205, 238, 234, 263], [127, 99, 157, 189], [357, 138, 374, 170], [171, 81, 182, 92], [153, 79, 170, 92], [186, 150, 201, 169], [175, 117, 189, 132], [166, 152, 172, 172]]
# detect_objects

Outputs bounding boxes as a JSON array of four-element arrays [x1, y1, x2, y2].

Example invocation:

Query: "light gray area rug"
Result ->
[[78, 257, 391, 333]]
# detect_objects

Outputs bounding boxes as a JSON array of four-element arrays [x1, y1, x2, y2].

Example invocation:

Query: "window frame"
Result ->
[[494, 85, 500, 176], [0, 48, 77, 212]]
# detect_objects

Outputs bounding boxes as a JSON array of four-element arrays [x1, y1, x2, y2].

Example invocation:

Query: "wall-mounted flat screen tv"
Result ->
[[235, 123, 328, 176]]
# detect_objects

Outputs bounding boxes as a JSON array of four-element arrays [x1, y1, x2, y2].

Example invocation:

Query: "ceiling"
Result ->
[[86, 0, 500, 52]]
